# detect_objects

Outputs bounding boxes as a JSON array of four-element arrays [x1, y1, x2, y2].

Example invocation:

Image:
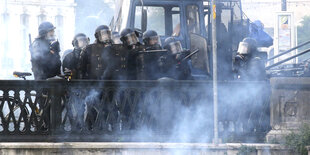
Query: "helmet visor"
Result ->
[[76, 36, 89, 49], [99, 29, 112, 43], [148, 35, 161, 46], [125, 32, 138, 45], [237, 42, 250, 55], [169, 41, 183, 54]]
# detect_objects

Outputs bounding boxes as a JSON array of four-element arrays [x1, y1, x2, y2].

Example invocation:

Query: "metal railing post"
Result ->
[[211, 0, 219, 145], [49, 86, 63, 134]]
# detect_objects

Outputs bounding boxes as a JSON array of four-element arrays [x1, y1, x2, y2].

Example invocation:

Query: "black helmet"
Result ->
[[120, 28, 139, 46], [163, 37, 183, 54], [237, 38, 257, 55], [142, 30, 161, 46], [72, 33, 89, 49], [94, 25, 112, 43], [112, 31, 122, 44], [38, 21, 56, 38]]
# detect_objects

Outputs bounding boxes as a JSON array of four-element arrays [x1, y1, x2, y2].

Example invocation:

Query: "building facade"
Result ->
[[0, 0, 76, 79], [242, 0, 310, 29]]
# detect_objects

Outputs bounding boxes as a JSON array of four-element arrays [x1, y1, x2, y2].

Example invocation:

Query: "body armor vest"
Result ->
[[81, 43, 108, 79], [103, 44, 129, 80]]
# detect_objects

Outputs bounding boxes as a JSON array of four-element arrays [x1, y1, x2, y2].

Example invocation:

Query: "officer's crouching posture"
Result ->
[[30, 21, 61, 80], [62, 33, 89, 79], [233, 38, 267, 80], [136, 30, 164, 80], [159, 37, 192, 80]]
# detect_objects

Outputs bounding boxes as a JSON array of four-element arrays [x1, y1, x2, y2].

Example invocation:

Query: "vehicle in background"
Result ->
[[111, 0, 254, 80]]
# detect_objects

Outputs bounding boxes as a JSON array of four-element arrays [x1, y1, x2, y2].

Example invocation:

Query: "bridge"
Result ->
[[0, 80, 270, 143], [2, 78, 310, 154]]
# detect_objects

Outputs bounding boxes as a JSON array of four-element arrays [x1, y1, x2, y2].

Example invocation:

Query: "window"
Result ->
[[135, 6, 165, 35], [1, 13, 9, 55], [55, 15, 64, 50], [172, 7, 181, 36], [134, 6, 142, 30], [37, 14, 46, 26], [20, 14, 29, 28], [186, 5, 200, 34], [55, 15, 64, 27], [134, 5, 181, 36], [204, 13, 209, 35], [20, 14, 29, 52]]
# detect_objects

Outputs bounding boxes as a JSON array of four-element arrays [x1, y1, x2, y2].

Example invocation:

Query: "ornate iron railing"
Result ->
[[0, 80, 270, 142]]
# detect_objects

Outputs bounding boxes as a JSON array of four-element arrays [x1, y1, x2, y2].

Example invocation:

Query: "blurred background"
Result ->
[[0, 0, 114, 79]]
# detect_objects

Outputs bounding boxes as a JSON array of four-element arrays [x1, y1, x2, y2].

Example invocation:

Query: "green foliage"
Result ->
[[285, 124, 310, 155], [237, 145, 256, 155], [267, 138, 280, 144], [297, 16, 310, 61]]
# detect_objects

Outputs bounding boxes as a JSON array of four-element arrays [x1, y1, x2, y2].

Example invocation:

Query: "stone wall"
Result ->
[[267, 77, 310, 143]]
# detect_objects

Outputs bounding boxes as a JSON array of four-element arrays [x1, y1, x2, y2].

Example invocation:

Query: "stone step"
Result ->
[[0, 142, 291, 155]]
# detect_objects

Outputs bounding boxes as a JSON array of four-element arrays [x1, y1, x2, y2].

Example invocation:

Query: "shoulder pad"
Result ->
[[32, 39, 41, 47], [62, 49, 73, 58], [84, 44, 95, 51]]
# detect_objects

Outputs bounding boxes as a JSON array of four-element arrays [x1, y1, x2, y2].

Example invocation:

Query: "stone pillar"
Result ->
[[266, 77, 310, 143]]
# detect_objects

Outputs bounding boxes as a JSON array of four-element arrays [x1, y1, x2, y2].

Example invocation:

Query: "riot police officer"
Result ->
[[234, 38, 266, 80], [160, 37, 192, 80], [135, 30, 164, 80], [80, 25, 112, 79], [120, 28, 144, 80], [102, 28, 142, 80], [142, 30, 162, 50], [30, 21, 61, 80], [62, 33, 90, 130], [62, 34, 89, 130], [62, 33, 89, 79]]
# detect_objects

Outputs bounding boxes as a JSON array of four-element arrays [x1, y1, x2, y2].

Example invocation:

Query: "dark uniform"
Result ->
[[160, 37, 192, 80], [79, 25, 115, 130], [234, 38, 267, 80], [103, 28, 144, 80], [136, 30, 164, 80], [102, 44, 129, 80], [122, 29, 145, 80], [62, 33, 90, 79], [80, 25, 112, 80], [80, 44, 108, 79], [30, 22, 61, 80]]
